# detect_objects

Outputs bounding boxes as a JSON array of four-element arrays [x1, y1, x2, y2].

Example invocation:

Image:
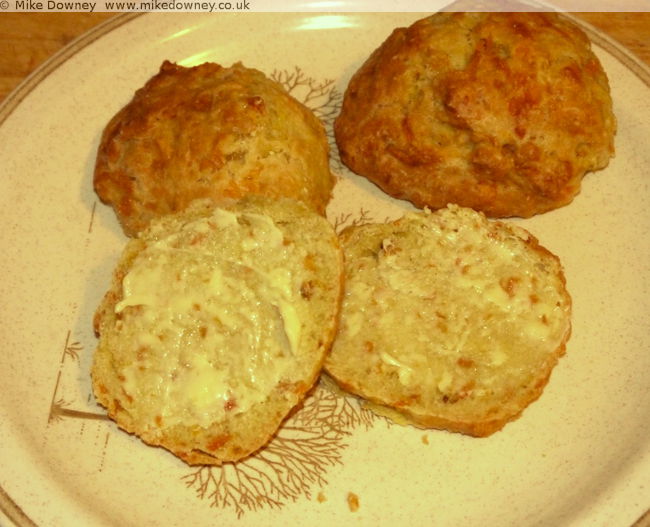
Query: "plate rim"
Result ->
[[0, 13, 141, 129]]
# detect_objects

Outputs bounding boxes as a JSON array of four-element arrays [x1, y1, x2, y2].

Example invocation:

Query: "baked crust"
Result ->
[[334, 12, 616, 217], [95, 61, 333, 236]]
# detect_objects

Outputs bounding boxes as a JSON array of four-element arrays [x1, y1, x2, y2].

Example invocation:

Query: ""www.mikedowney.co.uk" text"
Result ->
[[14, 0, 250, 11]]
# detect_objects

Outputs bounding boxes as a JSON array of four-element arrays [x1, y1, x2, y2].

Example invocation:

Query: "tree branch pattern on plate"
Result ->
[[270, 66, 344, 172], [182, 381, 381, 517]]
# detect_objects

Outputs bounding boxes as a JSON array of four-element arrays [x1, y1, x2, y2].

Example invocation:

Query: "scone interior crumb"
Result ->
[[325, 205, 571, 436], [92, 197, 343, 464]]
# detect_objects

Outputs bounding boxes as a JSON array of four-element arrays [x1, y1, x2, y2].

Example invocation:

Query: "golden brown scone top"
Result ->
[[95, 61, 333, 236], [334, 13, 616, 218]]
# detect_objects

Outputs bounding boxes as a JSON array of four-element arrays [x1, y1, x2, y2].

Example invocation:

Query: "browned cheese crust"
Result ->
[[95, 61, 333, 236], [334, 13, 616, 217]]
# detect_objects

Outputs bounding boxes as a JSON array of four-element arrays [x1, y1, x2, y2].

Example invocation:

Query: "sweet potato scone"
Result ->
[[325, 205, 572, 437], [92, 197, 343, 464], [335, 12, 616, 217], [95, 61, 334, 236]]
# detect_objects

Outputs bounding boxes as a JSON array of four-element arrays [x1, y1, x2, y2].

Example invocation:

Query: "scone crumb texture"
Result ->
[[325, 204, 571, 436], [112, 206, 300, 429]]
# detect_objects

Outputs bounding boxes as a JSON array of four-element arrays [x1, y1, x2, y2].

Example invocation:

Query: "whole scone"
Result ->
[[335, 13, 616, 217], [95, 61, 334, 236], [92, 197, 343, 464]]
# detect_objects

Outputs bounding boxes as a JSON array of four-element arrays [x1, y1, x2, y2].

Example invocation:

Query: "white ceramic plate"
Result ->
[[0, 12, 649, 527]]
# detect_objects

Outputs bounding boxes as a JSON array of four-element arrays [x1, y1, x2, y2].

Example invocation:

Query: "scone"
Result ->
[[335, 12, 616, 218], [92, 197, 343, 464], [95, 60, 334, 236], [324, 205, 571, 437]]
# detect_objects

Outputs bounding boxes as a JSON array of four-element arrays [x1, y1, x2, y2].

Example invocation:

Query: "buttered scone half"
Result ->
[[335, 12, 615, 218], [325, 205, 571, 437], [92, 197, 343, 464], [95, 60, 334, 236]]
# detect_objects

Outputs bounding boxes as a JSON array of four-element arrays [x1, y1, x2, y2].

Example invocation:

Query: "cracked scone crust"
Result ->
[[325, 205, 572, 437], [95, 61, 334, 236], [335, 12, 616, 218], [92, 197, 343, 464]]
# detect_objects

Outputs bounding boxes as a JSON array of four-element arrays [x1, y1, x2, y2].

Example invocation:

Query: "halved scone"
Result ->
[[92, 196, 343, 464], [325, 205, 571, 436]]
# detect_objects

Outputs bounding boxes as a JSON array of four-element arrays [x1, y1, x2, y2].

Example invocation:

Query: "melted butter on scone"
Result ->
[[115, 207, 302, 429], [345, 207, 570, 398]]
